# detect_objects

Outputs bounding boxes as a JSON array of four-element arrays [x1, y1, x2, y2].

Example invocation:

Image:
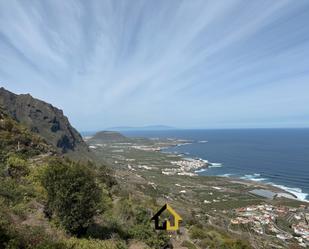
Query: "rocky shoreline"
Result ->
[[161, 140, 308, 203]]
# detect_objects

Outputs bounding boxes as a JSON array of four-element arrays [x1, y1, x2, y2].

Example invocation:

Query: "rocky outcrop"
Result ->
[[0, 87, 89, 154]]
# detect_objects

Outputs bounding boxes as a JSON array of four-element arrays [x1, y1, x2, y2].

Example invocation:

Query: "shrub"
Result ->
[[0, 215, 12, 248], [189, 225, 208, 240], [41, 159, 102, 235], [126, 205, 169, 249], [0, 203, 22, 249], [0, 179, 24, 204], [6, 155, 29, 179]]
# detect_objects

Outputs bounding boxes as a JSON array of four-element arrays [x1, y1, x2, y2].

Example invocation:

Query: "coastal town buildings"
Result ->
[[230, 204, 309, 247]]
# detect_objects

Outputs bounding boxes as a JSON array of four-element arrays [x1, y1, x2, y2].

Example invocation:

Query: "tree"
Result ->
[[41, 159, 101, 235]]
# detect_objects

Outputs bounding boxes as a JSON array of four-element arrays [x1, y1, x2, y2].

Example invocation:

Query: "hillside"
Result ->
[[91, 131, 130, 142], [87, 127, 309, 249], [107, 125, 175, 131], [0, 106, 130, 248], [1, 88, 308, 249], [0, 87, 88, 154], [0, 107, 55, 159], [0, 89, 174, 249]]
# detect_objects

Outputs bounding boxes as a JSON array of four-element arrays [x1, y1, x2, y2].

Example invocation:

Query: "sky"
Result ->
[[0, 0, 309, 130]]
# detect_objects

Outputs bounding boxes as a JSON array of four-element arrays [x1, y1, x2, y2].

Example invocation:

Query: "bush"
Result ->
[[0, 209, 66, 249], [6, 155, 29, 179], [41, 159, 102, 235], [0, 179, 24, 204], [0, 203, 22, 249], [0, 214, 12, 248], [125, 205, 169, 249], [189, 225, 208, 240]]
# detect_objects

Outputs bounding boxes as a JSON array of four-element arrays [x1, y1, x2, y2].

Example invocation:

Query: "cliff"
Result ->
[[0, 87, 89, 154]]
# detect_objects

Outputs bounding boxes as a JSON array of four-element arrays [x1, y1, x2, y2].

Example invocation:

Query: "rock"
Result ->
[[0, 87, 89, 154]]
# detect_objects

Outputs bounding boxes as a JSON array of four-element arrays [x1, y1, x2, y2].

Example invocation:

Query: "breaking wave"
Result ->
[[270, 183, 308, 201], [240, 173, 268, 182], [195, 168, 207, 173], [209, 162, 223, 168], [239, 173, 309, 201], [219, 173, 234, 177]]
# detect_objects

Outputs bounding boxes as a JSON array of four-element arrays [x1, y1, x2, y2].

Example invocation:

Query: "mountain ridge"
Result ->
[[0, 87, 89, 155]]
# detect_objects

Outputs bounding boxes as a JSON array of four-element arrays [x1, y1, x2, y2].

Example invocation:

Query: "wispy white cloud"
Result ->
[[0, 0, 309, 129]]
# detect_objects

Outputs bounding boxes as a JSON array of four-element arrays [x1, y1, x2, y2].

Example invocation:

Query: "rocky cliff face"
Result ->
[[0, 87, 89, 154]]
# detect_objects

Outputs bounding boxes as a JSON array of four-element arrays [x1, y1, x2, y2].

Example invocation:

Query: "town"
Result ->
[[162, 159, 208, 176], [230, 203, 309, 247]]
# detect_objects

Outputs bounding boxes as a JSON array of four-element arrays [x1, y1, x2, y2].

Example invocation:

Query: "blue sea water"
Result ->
[[123, 129, 309, 201]]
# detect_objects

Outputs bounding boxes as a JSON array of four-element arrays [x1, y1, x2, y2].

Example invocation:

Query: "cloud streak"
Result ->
[[0, 0, 309, 130]]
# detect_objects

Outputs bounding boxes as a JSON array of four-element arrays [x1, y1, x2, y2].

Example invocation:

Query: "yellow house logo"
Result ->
[[151, 204, 182, 231]]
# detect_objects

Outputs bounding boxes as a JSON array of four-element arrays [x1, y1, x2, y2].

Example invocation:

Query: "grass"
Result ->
[[181, 240, 197, 249], [189, 225, 252, 249]]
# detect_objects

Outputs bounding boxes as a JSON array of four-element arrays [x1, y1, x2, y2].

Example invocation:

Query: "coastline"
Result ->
[[86, 133, 309, 203], [163, 140, 309, 203]]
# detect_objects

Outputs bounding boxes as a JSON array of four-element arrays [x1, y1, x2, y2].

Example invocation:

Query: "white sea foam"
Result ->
[[195, 168, 207, 173], [209, 162, 222, 168], [177, 143, 191, 147], [240, 174, 267, 182], [270, 183, 309, 202], [219, 173, 233, 177], [239, 174, 309, 202], [169, 142, 309, 202]]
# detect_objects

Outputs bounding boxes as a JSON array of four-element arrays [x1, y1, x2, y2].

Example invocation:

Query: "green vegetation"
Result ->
[[6, 155, 29, 179], [88, 197, 170, 249], [41, 159, 102, 235], [181, 240, 197, 249], [91, 131, 129, 143], [0, 88, 89, 155], [0, 108, 171, 249], [0, 109, 124, 248], [0, 108, 51, 159], [2, 92, 306, 249], [275, 216, 294, 234], [126, 205, 169, 248], [189, 225, 252, 249]]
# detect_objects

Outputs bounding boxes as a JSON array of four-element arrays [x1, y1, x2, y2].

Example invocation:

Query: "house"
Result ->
[[151, 204, 182, 231]]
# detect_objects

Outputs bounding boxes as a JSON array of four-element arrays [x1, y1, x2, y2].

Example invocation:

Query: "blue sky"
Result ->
[[0, 0, 309, 130]]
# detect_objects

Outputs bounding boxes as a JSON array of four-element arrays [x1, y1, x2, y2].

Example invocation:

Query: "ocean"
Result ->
[[123, 129, 309, 201]]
